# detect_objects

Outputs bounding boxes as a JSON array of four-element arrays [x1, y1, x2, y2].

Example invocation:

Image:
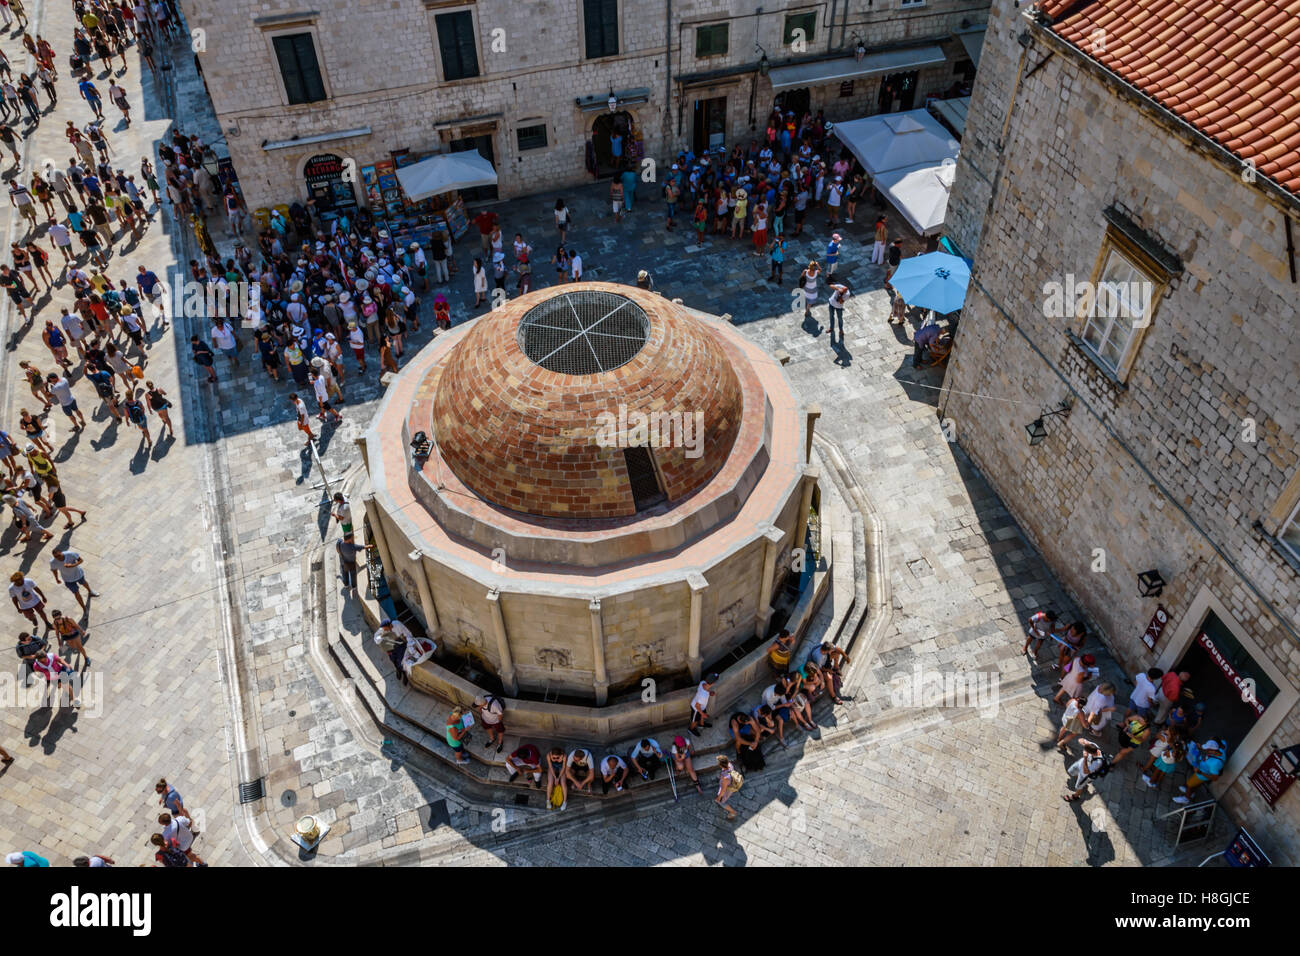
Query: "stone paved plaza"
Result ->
[[0, 2, 1233, 867]]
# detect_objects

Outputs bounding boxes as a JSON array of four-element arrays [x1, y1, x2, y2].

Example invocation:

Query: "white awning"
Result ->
[[873, 161, 957, 237], [928, 96, 971, 138], [956, 27, 986, 68], [395, 151, 497, 201], [767, 45, 948, 92], [832, 108, 959, 176]]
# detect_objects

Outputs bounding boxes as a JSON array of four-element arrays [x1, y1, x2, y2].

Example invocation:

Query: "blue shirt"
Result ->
[[826, 241, 839, 264], [82, 175, 101, 197], [15, 851, 49, 867], [610, 134, 623, 158], [161, 786, 184, 815], [78, 80, 99, 100], [137, 270, 159, 294], [770, 243, 784, 263], [67, 211, 84, 231]]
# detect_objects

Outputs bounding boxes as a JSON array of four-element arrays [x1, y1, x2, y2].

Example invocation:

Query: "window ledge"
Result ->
[[1253, 520, 1300, 577], [255, 11, 320, 28], [1066, 330, 1129, 392]]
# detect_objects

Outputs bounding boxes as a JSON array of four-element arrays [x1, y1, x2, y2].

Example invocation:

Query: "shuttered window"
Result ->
[[583, 0, 619, 59], [436, 11, 480, 81], [272, 33, 326, 105]]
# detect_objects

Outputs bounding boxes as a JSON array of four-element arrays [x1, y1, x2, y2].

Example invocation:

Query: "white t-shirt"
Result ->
[[9, 578, 41, 609], [690, 681, 712, 713], [1061, 699, 1082, 727], [372, 620, 414, 648], [600, 755, 626, 776], [630, 738, 661, 760], [293, 398, 309, 423], [211, 324, 236, 350], [478, 696, 504, 726], [52, 552, 84, 583], [312, 376, 329, 404], [567, 748, 593, 769], [162, 816, 194, 852], [1131, 672, 1158, 708], [88, 856, 110, 867], [762, 684, 788, 709], [569, 253, 583, 279]]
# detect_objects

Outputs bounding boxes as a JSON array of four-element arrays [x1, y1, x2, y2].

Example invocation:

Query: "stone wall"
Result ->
[[180, 0, 990, 210], [941, 10, 1300, 862]]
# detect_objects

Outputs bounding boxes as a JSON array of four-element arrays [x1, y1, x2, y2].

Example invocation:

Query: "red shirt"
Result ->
[[1161, 671, 1182, 700], [473, 212, 497, 236]]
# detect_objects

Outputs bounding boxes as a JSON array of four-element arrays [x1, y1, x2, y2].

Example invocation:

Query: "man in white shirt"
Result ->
[[565, 748, 595, 793], [158, 812, 206, 866], [372, 618, 414, 684], [600, 754, 628, 794], [210, 317, 238, 365], [689, 672, 717, 736], [628, 738, 663, 780], [9, 571, 50, 626], [47, 220, 73, 262], [50, 548, 98, 612], [569, 250, 583, 282], [1126, 667, 1163, 721]]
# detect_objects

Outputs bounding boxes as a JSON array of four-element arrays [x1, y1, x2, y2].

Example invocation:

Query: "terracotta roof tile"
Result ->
[[1042, 0, 1300, 193]]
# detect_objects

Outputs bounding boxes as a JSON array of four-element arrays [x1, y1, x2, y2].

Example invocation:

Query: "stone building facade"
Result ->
[[943, 0, 1300, 863], [178, 0, 991, 212]]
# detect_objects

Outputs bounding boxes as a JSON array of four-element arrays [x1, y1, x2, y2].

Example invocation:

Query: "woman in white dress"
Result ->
[[472, 257, 488, 307], [799, 259, 820, 319]]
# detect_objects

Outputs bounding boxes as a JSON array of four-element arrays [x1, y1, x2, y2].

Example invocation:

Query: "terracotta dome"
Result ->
[[428, 283, 745, 519]]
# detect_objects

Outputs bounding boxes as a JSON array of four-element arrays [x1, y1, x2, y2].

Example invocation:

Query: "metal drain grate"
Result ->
[[517, 290, 649, 375], [238, 778, 265, 803]]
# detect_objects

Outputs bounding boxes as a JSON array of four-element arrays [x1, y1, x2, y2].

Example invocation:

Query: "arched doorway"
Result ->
[[590, 110, 633, 178]]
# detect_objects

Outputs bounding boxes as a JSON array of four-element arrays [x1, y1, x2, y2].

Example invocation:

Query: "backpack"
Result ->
[[1089, 755, 1114, 780], [158, 844, 188, 867], [727, 767, 744, 792]]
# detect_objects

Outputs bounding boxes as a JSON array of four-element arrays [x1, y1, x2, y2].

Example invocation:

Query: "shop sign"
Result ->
[[1248, 751, 1295, 809], [304, 153, 345, 180], [1197, 632, 1266, 717], [1140, 604, 1168, 650]]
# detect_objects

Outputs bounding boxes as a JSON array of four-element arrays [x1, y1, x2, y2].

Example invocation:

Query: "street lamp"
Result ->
[[1024, 399, 1072, 446], [1137, 569, 1166, 598], [608, 91, 619, 112]]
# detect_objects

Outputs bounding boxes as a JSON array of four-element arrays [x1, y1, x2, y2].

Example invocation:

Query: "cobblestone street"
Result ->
[[0, 1, 1232, 868]]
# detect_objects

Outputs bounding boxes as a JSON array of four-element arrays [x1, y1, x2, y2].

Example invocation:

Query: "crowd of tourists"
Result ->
[[1024, 611, 1226, 806]]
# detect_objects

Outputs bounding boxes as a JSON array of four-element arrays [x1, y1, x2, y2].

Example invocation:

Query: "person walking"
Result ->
[[825, 233, 841, 277], [553, 198, 570, 243], [51, 609, 88, 666], [884, 238, 903, 286], [5, 496, 52, 544], [46, 373, 86, 430], [189, 335, 217, 383], [1063, 741, 1108, 803], [474, 694, 506, 753], [335, 533, 370, 593], [50, 548, 97, 612], [1140, 726, 1185, 791], [1113, 713, 1150, 766], [715, 755, 743, 820], [144, 381, 175, 439], [159, 812, 205, 866], [290, 393, 315, 447]]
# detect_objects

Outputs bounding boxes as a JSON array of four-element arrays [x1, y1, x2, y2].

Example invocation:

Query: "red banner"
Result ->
[[1249, 751, 1295, 809], [1198, 633, 1266, 717]]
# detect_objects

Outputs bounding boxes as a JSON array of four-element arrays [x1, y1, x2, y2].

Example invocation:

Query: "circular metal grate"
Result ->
[[517, 290, 649, 375]]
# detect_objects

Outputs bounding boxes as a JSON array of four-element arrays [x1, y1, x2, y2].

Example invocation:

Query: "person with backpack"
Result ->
[[1063, 741, 1108, 802], [159, 812, 205, 866], [716, 755, 743, 820], [150, 832, 189, 867], [1113, 713, 1150, 765]]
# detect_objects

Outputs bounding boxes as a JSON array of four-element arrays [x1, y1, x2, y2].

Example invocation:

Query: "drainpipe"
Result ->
[[664, 0, 673, 146]]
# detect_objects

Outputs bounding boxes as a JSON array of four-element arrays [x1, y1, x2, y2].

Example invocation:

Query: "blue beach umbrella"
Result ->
[[887, 252, 970, 314]]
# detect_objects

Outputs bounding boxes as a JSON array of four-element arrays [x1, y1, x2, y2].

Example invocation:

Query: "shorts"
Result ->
[[1153, 756, 1175, 773], [1127, 699, 1152, 720], [612, 201, 621, 213], [60, 400, 80, 417], [774, 706, 791, 722], [482, 719, 505, 736], [666, 203, 676, 217], [64, 578, 85, 593], [51, 489, 66, 508], [220, 346, 236, 357]]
